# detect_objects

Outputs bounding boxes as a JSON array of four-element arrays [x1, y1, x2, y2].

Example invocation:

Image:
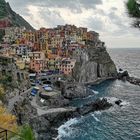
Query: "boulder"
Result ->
[[118, 71, 129, 80], [115, 100, 122, 106]]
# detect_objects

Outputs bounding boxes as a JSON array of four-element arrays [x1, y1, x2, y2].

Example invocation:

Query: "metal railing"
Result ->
[[0, 126, 22, 140], [0, 129, 8, 140]]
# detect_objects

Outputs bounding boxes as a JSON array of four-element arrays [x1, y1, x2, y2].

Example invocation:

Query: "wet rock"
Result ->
[[78, 98, 112, 115], [29, 98, 112, 139], [127, 77, 140, 86], [115, 100, 122, 106], [119, 68, 123, 72], [118, 71, 129, 80]]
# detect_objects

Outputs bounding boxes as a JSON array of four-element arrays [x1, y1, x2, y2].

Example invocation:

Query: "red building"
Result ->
[[0, 19, 11, 28]]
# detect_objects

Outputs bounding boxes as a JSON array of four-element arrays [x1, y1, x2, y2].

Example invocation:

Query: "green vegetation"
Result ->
[[0, 0, 8, 19], [126, 0, 140, 28], [0, 107, 35, 140], [0, 75, 13, 85], [12, 124, 35, 140], [127, 0, 140, 17]]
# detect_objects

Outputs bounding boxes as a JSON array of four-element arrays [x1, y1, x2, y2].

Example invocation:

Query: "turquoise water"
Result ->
[[57, 49, 140, 140]]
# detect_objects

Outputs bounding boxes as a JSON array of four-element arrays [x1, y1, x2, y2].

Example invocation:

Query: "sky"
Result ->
[[6, 0, 140, 48]]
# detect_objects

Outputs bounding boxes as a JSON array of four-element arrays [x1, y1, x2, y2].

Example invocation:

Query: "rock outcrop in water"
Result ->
[[72, 43, 117, 83], [12, 98, 112, 140], [29, 99, 112, 140], [118, 70, 140, 86]]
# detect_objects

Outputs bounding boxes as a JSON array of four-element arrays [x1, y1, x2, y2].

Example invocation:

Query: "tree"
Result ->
[[19, 124, 35, 140], [126, 0, 140, 28], [12, 124, 35, 140]]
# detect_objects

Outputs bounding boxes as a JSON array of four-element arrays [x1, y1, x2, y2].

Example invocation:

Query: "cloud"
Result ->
[[7, 0, 102, 12], [6, 0, 140, 48]]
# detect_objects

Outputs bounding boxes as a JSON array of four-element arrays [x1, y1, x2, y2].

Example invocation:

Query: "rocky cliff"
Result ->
[[72, 42, 117, 83], [0, 0, 34, 30]]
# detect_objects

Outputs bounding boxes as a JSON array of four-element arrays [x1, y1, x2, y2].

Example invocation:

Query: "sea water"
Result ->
[[57, 48, 140, 140]]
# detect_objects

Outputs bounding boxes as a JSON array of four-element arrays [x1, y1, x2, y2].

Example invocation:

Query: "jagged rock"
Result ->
[[119, 68, 123, 72], [115, 100, 122, 106], [61, 82, 90, 99], [78, 98, 112, 115], [118, 70, 140, 86], [12, 98, 37, 125], [29, 98, 112, 140], [118, 71, 129, 80], [127, 77, 140, 86], [72, 45, 117, 83]]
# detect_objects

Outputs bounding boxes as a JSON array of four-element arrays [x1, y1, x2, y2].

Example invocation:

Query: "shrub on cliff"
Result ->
[[0, 84, 5, 101], [0, 105, 18, 138], [12, 124, 35, 140]]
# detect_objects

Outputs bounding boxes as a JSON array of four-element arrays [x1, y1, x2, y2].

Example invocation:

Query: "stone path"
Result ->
[[37, 107, 76, 116], [8, 88, 32, 112]]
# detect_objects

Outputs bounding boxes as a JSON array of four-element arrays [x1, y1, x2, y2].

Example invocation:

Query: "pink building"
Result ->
[[29, 52, 45, 73], [30, 59, 44, 73], [57, 58, 76, 75]]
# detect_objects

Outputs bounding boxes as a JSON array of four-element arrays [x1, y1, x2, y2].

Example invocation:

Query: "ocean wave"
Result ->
[[91, 113, 100, 122], [120, 100, 130, 107], [94, 111, 102, 115], [101, 97, 118, 104], [83, 95, 94, 99], [56, 118, 79, 139], [92, 90, 99, 94]]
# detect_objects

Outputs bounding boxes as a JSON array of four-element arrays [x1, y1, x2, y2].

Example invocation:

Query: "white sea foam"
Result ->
[[56, 118, 79, 139], [91, 113, 100, 122], [120, 100, 130, 107], [84, 95, 93, 99], [92, 90, 99, 94], [94, 111, 102, 115], [101, 97, 118, 104]]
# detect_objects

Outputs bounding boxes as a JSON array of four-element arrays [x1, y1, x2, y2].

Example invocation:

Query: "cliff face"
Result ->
[[72, 44, 117, 83], [0, 0, 34, 30]]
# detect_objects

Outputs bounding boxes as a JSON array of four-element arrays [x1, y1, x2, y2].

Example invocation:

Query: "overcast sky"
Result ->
[[6, 0, 140, 48]]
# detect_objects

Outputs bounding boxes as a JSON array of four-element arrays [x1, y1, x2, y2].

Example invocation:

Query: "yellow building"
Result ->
[[16, 59, 25, 70]]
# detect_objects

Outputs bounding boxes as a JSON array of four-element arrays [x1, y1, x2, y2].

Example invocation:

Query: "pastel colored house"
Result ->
[[56, 58, 76, 75], [29, 51, 45, 73], [16, 58, 26, 70]]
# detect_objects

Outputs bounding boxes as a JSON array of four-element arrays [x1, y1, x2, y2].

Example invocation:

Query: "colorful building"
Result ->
[[29, 51, 45, 73], [56, 58, 76, 75]]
